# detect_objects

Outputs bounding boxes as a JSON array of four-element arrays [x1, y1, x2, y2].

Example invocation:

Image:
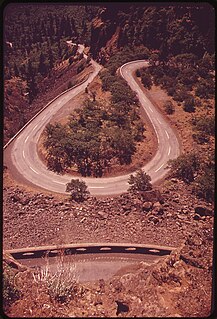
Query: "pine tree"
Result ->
[[38, 52, 47, 76]]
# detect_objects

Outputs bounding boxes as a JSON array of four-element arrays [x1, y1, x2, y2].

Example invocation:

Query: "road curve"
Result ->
[[4, 56, 180, 195]]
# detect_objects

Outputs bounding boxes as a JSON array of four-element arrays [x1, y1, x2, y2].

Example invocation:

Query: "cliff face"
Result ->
[[90, 7, 120, 63]]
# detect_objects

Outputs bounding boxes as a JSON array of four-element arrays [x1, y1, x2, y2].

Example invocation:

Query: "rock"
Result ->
[[193, 214, 201, 221], [142, 202, 152, 212], [115, 300, 129, 316], [97, 211, 108, 219], [148, 216, 159, 224], [181, 209, 188, 214], [152, 202, 164, 215], [171, 178, 178, 183], [80, 217, 86, 223], [195, 206, 213, 217], [139, 189, 163, 203]]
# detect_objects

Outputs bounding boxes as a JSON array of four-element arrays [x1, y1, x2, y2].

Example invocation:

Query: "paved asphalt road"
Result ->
[[4, 55, 180, 196]]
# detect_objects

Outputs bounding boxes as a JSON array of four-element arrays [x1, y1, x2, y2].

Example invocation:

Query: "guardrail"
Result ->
[[5, 242, 176, 260]]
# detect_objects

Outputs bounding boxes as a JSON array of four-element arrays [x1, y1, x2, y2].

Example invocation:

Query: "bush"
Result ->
[[168, 153, 200, 183], [128, 169, 152, 193], [3, 266, 21, 310], [192, 116, 215, 136], [193, 168, 214, 203], [141, 73, 152, 89], [66, 179, 90, 202], [164, 100, 175, 114], [183, 95, 195, 112], [192, 132, 209, 144]]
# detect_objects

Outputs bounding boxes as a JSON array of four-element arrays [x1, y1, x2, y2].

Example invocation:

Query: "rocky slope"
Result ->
[[3, 176, 214, 251], [3, 222, 213, 317], [3, 171, 214, 317]]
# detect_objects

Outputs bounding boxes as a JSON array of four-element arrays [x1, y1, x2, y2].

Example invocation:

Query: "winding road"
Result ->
[[4, 49, 180, 196]]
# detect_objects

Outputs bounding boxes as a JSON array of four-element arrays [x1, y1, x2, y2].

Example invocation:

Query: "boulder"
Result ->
[[142, 202, 153, 212], [195, 206, 213, 217], [139, 189, 163, 203]]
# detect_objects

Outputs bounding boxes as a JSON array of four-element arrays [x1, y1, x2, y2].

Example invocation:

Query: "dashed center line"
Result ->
[[155, 163, 165, 172], [158, 119, 162, 124], [165, 130, 169, 139], [168, 146, 171, 156], [32, 125, 38, 131], [52, 180, 66, 185], [89, 186, 105, 189], [29, 166, 39, 174], [22, 150, 25, 159], [148, 106, 154, 113], [24, 136, 29, 143]]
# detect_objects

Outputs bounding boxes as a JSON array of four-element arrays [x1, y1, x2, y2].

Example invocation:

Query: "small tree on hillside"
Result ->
[[164, 100, 175, 114], [66, 179, 90, 202], [128, 169, 152, 193]]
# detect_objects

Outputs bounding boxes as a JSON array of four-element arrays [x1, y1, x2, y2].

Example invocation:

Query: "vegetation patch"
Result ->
[[43, 93, 145, 177]]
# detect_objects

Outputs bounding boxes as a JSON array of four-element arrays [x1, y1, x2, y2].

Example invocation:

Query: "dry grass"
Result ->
[[33, 250, 80, 303]]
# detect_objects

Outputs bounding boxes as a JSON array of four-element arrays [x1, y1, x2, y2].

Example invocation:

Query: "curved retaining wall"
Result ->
[[5, 242, 176, 260]]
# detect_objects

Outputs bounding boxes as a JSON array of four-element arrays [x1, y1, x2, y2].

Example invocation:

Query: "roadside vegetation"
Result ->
[[66, 179, 90, 202], [33, 251, 80, 303], [128, 169, 152, 193], [43, 92, 145, 176], [3, 264, 21, 312], [4, 4, 98, 103], [168, 151, 214, 203]]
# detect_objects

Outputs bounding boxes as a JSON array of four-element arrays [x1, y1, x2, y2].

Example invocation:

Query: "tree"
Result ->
[[13, 63, 19, 77], [48, 48, 54, 69], [164, 100, 175, 114], [183, 95, 195, 112], [66, 179, 90, 202], [128, 169, 152, 193], [141, 73, 152, 89], [38, 52, 47, 76]]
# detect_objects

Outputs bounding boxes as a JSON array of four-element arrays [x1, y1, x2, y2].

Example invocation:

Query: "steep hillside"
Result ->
[[90, 3, 215, 63]]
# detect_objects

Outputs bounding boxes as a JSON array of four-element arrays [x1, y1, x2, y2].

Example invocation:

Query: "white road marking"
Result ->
[[89, 186, 105, 189], [32, 124, 38, 131], [29, 166, 39, 174], [165, 130, 169, 139], [156, 131, 160, 144], [168, 146, 171, 156], [22, 150, 25, 159], [158, 119, 162, 124], [52, 180, 66, 185], [24, 136, 29, 143], [148, 106, 154, 113], [155, 163, 165, 172]]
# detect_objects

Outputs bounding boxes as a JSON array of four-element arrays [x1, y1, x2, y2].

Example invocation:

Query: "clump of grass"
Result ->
[[33, 250, 80, 303]]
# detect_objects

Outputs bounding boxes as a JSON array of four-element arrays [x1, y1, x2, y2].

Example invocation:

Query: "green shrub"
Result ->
[[128, 169, 152, 192], [3, 266, 21, 310], [183, 95, 195, 112], [193, 168, 214, 202], [66, 179, 90, 202], [164, 100, 175, 114], [168, 152, 200, 183]]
